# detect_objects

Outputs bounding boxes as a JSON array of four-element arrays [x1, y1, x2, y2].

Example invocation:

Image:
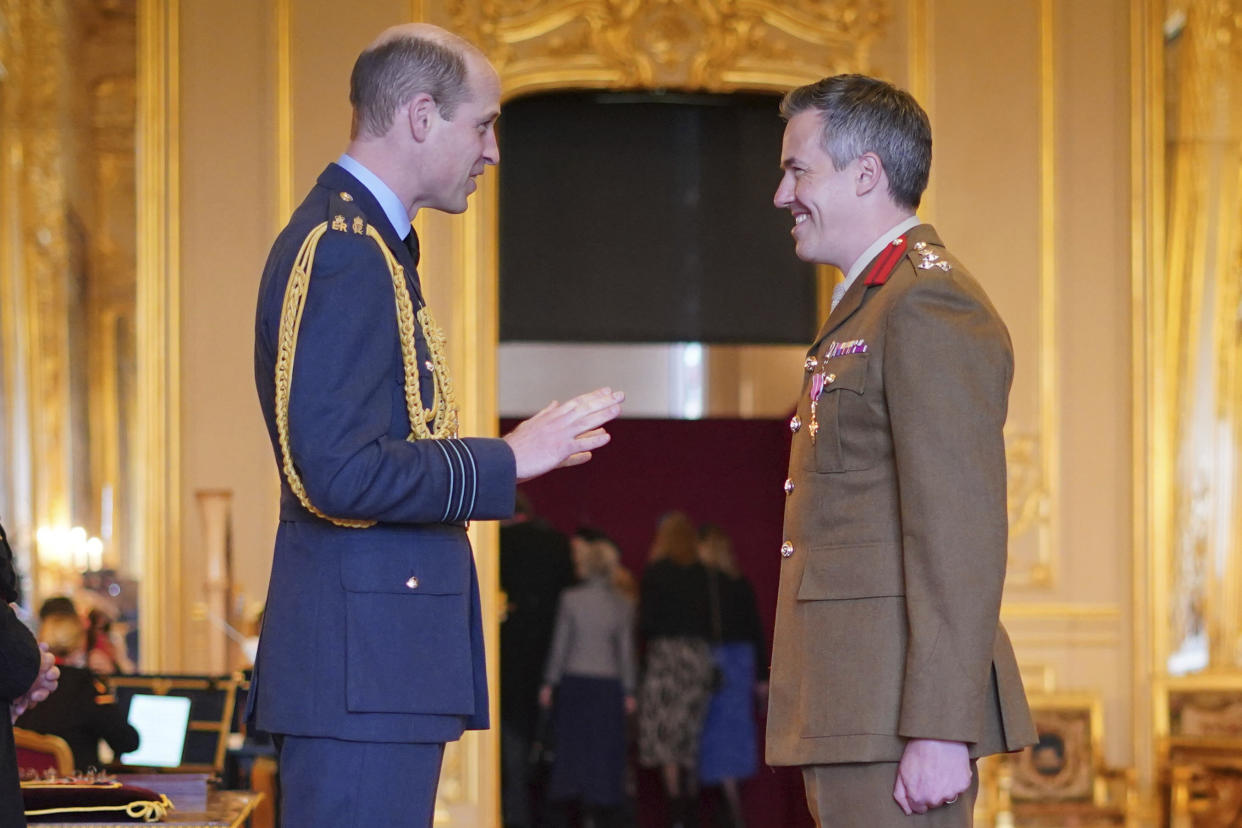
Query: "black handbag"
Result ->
[[528, 703, 556, 769]]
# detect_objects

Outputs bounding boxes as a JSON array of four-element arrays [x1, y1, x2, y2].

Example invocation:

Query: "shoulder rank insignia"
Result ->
[[911, 240, 952, 272], [328, 190, 367, 234], [864, 235, 908, 286]]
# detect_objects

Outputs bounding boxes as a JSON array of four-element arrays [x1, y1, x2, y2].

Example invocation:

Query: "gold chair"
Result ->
[[982, 692, 1136, 827], [13, 727, 74, 777], [1159, 674, 1242, 827]]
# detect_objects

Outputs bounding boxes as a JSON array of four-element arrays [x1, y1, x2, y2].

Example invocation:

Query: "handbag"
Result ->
[[528, 703, 556, 769], [705, 569, 725, 692]]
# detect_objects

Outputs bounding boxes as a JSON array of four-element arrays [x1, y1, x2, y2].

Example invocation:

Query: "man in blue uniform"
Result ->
[[251, 23, 623, 827]]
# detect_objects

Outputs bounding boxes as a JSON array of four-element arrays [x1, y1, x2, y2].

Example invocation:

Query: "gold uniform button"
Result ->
[[826, 373, 837, 384], [405, 576, 420, 590], [784, 478, 794, 494], [790, 415, 801, 434], [424, 360, 434, 371], [340, 191, 354, 202], [780, 541, 794, 558]]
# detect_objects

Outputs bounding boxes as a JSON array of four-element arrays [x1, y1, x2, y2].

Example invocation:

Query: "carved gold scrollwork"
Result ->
[[450, 0, 888, 95], [1006, 428, 1053, 587], [1006, 429, 1049, 539]]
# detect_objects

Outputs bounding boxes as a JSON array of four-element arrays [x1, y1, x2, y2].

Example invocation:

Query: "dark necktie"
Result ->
[[404, 230, 420, 268]]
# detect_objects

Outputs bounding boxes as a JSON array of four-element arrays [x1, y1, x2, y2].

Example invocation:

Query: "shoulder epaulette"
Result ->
[[906, 239, 953, 273], [864, 235, 908, 287], [327, 190, 368, 236]]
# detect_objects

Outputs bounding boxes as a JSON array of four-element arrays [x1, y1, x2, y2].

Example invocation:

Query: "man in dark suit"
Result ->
[[250, 23, 623, 827], [498, 492, 573, 828], [765, 75, 1035, 826]]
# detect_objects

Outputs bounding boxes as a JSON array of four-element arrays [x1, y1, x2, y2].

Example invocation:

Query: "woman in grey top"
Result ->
[[538, 530, 636, 827]]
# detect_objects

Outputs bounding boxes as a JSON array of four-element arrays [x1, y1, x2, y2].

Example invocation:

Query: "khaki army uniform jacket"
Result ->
[[766, 224, 1037, 767]]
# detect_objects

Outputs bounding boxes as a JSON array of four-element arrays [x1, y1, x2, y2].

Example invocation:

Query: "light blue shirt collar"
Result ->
[[336, 154, 412, 241]]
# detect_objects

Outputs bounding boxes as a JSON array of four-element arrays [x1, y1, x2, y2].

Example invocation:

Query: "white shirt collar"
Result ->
[[336, 154, 413, 241], [842, 215, 922, 289]]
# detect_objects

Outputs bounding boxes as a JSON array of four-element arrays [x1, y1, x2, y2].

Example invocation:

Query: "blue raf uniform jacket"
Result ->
[[250, 163, 516, 744]]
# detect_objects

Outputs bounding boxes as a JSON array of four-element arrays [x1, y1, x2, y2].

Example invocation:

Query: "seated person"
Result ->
[[38, 596, 77, 623], [15, 614, 138, 772]]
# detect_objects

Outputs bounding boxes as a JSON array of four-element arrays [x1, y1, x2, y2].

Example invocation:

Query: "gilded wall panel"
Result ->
[[14, 1, 74, 592], [449, 0, 887, 95]]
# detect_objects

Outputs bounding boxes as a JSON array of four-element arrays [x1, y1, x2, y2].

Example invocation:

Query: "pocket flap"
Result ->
[[339, 532, 469, 596], [820, 352, 867, 395], [796, 542, 905, 600]]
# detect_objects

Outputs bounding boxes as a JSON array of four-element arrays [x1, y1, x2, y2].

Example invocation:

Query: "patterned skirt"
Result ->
[[637, 636, 715, 768]]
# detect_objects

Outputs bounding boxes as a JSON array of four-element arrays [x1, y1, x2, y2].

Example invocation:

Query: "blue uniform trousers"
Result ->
[[277, 735, 444, 827]]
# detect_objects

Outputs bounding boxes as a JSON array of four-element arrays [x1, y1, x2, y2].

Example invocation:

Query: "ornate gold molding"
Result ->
[[1132, 0, 1164, 797], [1034, 0, 1059, 590], [15, 1, 74, 593], [136, 0, 180, 670], [1005, 428, 1053, 588], [450, 0, 888, 95], [274, 0, 292, 231], [1002, 603, 1122, 621]]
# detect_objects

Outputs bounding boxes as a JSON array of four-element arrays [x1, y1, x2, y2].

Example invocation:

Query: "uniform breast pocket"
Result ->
[[340, 531, 475, 715], [802, 353, 869, 473]]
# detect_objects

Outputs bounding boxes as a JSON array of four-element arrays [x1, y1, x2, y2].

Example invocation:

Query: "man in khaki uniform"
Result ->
[[766, 75, 1036, 826]]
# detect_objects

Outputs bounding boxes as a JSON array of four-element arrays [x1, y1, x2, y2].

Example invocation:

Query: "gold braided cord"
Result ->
[[21, 787, 173, 823], [273, 221, 460, 529]]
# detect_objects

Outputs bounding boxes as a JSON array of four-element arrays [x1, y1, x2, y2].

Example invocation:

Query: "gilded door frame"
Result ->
[[136, 0, 181, 671]]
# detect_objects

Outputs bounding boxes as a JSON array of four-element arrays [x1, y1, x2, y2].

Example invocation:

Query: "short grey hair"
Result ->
[[780, 74, 932, 210], [349, 35, 469, 138]]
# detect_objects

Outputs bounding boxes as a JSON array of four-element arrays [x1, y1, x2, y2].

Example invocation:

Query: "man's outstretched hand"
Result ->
[[503, 387, 624, 482]]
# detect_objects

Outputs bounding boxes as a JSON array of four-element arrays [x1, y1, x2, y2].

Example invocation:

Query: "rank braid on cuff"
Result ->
[[273, 218, 460, 529]]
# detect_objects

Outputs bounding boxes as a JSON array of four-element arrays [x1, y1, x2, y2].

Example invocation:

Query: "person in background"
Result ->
[[37, 597, 76, 624], [538, 529, 636, 828], [697, 525, 767, 828], [84, 608, 128, 676], [1, 521, 60, 827], [16, 613, 138, 771], [637, 511, 714, 828], [500, 490, 574, 828]]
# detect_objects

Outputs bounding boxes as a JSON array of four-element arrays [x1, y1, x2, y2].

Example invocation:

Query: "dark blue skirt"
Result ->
[[548, 674, 627, 806]]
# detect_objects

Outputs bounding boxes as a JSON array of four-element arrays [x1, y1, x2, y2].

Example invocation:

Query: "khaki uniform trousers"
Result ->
[[802, 760, 978, 828]]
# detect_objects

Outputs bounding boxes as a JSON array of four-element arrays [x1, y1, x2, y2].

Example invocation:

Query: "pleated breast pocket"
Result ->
[[802, 353, 869, 473], [340, 530, 475, 715]]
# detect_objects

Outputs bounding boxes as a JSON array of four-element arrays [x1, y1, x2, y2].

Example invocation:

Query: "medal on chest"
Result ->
[[809, 371, 825, 444]]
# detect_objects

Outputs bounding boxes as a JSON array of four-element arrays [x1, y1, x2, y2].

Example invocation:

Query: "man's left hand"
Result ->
[[893, 738, 970, 815]]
